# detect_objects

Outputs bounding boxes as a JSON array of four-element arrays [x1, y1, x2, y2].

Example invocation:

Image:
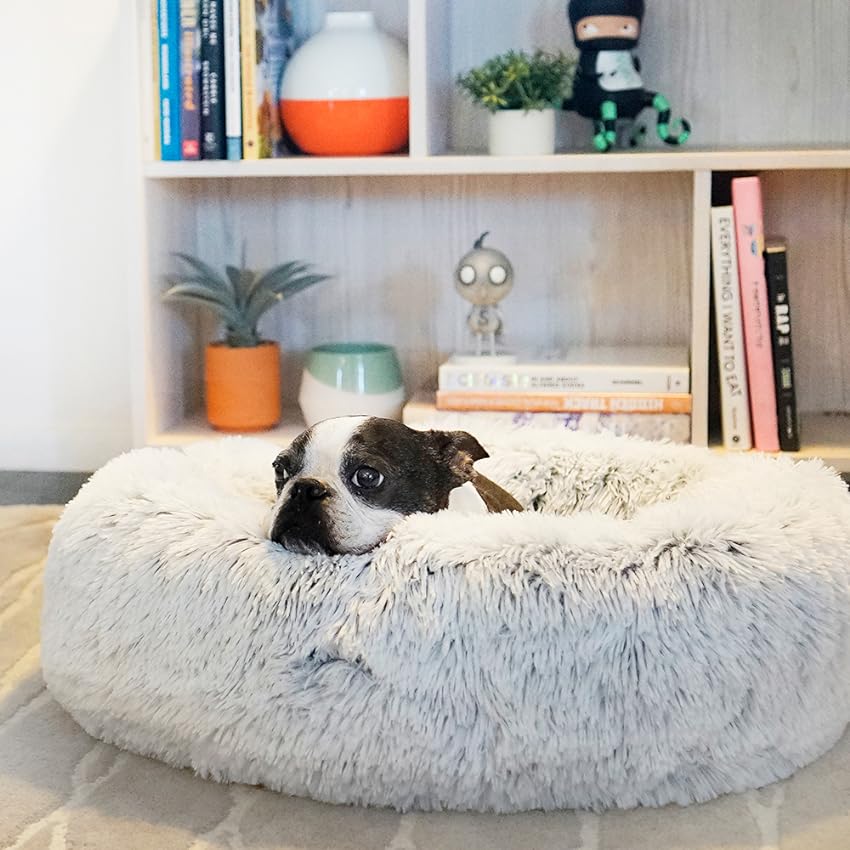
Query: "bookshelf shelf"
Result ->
[[152, 410, 850, 474], [150, 411, 306, 448], [713, 414, 850, 473], [132, 0, 850, 473], [143, 148, 850, 180]]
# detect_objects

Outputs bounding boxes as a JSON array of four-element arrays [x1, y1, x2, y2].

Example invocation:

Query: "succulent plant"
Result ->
[[163, 251, 331, 348], [457, 49, 576, 113]]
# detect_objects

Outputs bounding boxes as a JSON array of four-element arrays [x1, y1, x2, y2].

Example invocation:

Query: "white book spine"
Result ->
[[438, 363, 689, 394], [710, 206, 753, 451], [223, 0, 242, 159]]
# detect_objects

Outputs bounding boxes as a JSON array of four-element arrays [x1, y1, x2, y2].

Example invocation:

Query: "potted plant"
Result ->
[[163, 251, 330, 432], [456, 49, 575, 156]]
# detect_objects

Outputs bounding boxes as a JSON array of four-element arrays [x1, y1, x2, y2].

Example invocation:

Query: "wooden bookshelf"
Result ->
[[132, 0, 850, 472]]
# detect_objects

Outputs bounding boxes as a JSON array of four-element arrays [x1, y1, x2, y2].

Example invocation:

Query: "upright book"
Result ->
[[239, 0, 260, 158], [223, 0, 242, 159], [179, 0, 202, 159], [240, 0, 296, 159], [710, 206, 752, 451], [156, 0, 181, 160], [731, 176, 780, 452], [764, 239, 801, 451], [200, 0, 226, 159]]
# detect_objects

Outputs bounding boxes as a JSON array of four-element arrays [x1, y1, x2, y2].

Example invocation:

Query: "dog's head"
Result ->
[[268, 415, 518, 555]]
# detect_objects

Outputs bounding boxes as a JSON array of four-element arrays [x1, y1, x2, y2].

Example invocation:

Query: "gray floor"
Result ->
[[0, 471, 91, 505]]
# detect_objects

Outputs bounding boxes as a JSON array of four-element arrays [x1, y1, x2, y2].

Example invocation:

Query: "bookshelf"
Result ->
[[132, 0, 850, 472]]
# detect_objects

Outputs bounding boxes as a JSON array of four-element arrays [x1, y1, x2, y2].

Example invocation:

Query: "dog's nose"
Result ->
[[291, 478, 330, 502]]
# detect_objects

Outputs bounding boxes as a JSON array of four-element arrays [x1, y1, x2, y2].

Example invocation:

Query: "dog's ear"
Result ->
[[422, 429, 489, 483]]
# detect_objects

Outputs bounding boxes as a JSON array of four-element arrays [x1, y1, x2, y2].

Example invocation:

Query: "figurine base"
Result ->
[[448, 353, 518, 366]]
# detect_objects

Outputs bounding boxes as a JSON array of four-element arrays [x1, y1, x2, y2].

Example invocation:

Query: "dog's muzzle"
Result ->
[[270, 478, 333, 553]]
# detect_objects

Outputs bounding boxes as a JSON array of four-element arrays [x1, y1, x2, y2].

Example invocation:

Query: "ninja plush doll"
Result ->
[[564, 0, 690, 151]]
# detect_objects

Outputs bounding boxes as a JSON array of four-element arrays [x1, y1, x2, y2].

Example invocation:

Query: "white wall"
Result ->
[[0, 1, 139, 471]]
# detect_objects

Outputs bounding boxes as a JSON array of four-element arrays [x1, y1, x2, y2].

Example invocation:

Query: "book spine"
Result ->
[[157, 0, 181, 160], [764, 242, 801, 452], [436, 391, 692, 415], [438, 363, 689, 394], [731, 176, 780, 452], [223, 0, 242, 159], [179, 0, 201, 159], [240, 0, 259, 159], [710, 206, 752, 451], [144, 1, 162, 160], [255, 0, 295, 158], [200, 0, 226, 159]]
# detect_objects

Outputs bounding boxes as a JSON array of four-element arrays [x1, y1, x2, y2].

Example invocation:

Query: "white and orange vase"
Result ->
[[279, 11, 409, 157]]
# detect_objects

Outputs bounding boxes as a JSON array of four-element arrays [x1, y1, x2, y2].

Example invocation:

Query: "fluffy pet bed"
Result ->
[[42, 430, 850, 813]]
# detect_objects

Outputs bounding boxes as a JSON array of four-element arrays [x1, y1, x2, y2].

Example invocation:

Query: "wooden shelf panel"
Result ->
[[150, 411, 305, 448], [150, 411, 850, 472], [143, 148, 850, 180], [711, 413, 850, 472]]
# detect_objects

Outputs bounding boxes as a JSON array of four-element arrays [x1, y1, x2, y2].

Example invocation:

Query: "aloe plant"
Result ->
[[163, 251, 331, 348]]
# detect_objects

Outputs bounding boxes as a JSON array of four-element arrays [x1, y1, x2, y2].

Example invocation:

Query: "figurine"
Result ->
[[563, 0, 690, 152], [455, 232, 514, 357]]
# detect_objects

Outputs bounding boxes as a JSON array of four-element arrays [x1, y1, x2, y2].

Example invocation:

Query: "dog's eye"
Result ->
[[351, 466, 384, 489], [273, 458, 290, 489]]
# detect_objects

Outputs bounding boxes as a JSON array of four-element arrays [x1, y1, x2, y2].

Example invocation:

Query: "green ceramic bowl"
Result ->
[[304, 343, 403, 394], [299, 343, 406, 425]]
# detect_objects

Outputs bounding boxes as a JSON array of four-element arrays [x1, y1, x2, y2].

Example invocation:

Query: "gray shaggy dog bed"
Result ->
[[41, 430, 850, 813]]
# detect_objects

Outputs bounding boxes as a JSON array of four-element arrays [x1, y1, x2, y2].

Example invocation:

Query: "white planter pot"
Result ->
[[488, 109, 556, 156]]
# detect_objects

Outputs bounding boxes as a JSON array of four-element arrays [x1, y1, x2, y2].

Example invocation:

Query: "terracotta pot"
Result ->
[[205, 341, 281, 432]]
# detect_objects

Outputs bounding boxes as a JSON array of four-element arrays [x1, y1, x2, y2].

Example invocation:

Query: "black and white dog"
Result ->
[[269, 416, 521, 555]]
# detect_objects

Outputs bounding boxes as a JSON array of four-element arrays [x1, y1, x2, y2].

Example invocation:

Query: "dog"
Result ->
[[269, 415, 522, 555]]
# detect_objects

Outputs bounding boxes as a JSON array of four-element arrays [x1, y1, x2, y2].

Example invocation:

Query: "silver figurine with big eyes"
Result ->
[[454, 232, 514, 357]]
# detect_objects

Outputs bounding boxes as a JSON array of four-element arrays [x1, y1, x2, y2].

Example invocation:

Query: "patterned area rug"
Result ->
[[2, 504, 849, 850]]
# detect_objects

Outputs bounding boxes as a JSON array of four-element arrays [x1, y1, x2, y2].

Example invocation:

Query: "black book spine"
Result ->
[[764, 242, 801, 452], [200, 0, 226, 159]]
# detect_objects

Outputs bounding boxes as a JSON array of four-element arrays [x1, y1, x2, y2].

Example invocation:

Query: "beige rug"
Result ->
[[2, 505, 849, 850]]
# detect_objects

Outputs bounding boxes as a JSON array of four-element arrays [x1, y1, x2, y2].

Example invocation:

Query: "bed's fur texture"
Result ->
[[41, 430, 850, 812]]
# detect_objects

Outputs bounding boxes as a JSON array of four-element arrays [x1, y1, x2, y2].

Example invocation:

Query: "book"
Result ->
[[439, 346, 690, 395], [257, 1, 296, 158], [764, 240, 801, 452], [239, 0, 259, 159], [404, 397, 691, 444], [241, 0, 295, 159], [179, 0, 202, 159], [710, 206, 752, 451], [731, 176, 780, 452], [147, 2, 162, 160], [156, 0, 181, 160], [436, 390, 693, 415], [223, 0, 242, 159], [200, 0, 226, 159]]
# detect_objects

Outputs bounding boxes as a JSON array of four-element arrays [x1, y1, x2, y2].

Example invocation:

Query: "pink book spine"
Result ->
[[732, 176, 780, 452]]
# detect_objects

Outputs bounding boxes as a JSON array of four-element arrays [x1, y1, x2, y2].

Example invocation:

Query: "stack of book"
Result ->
[[153, 0, 318, 162], [403, 347, 692, 443], [710, 175, 800, 453]]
